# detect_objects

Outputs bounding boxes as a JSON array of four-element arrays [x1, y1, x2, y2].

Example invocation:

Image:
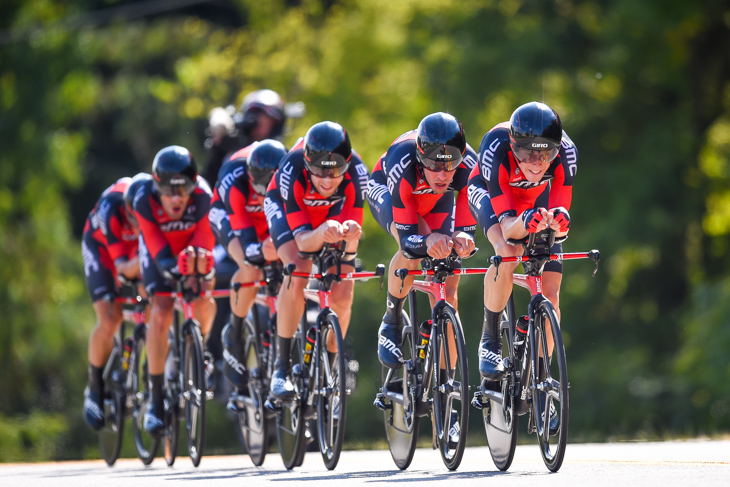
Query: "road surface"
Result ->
[[2, 439, 728, 486]]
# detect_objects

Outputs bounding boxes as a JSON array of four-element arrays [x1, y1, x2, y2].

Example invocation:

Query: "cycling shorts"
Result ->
[[139, 235, 175, 295], [82, 232, 118, 302]]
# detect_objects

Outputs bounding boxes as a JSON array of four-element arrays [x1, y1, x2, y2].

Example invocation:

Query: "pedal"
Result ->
[[471, 391, 486, 410], [226, 393, 239, 413], [264, 395, 281, 412], [373, 392, 391, 411]]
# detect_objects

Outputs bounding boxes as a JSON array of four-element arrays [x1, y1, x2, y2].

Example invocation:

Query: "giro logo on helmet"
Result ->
[[436, 154, 453, 159], [320, 160, 338, 166], [531, 143, 549, 148], [170, 178, 187, 185]]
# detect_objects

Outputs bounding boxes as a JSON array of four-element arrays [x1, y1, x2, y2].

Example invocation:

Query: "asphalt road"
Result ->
[[2, 439, 728, 486]]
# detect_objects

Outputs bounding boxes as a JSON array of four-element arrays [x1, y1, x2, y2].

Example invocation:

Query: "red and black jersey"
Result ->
[[134, 176, 214, 273], [214, 144, 269, 245], [82, 177, 139, 264], [268, 138, 369, 237], [474, 122, 578, 222], [379, 130, 477, 253]]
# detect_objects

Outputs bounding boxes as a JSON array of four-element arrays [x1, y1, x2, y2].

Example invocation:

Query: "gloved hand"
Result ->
[[522, 207, 547, 232], [177, 246, 197, 276], [195, 247, 215, 276], [551, 207, 571, 232]]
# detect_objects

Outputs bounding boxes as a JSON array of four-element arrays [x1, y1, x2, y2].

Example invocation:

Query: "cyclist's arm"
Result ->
[[295, 220, 344, 253], [225, 181, 265, 265]]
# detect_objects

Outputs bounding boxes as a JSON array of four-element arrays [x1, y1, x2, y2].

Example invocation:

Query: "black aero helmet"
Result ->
[[303, 121, 352, 178], [416, 112, 466, 172], [152, 145, 198, 196], [123, 172, 152, 216], [508, 102, 562, 163], [247, 139, 287, 195], [240, 89, 286, 139]]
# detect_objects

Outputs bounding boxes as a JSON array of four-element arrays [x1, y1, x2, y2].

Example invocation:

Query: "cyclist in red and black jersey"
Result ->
[[81, 173, 150, 430], [367, 112, 476, 370], [134, 146, 217, 437], [264, 121, 369, 400], [208, 139, 287, 391], [467, 102, 577, 388]]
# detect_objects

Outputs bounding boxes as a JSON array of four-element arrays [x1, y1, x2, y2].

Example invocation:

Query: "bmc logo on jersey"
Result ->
[[304, 196, 343, 206], [159, 220, 195, 232], [279, 163, 294, 200]]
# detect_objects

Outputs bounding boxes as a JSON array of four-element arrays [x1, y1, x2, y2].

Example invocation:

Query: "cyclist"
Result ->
[[134, 145, 217, 437], [367, 112, 477, 371], [202, 89, 287, 187], [82, 173, 151, 430], [468, 102, 577, 432], [208, 139, 288, 393], [264, 121, 369, 400]]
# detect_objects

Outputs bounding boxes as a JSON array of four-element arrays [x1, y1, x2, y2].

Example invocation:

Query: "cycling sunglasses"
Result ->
[[307, 162, 350, 179], [511, 143, 559, 165]]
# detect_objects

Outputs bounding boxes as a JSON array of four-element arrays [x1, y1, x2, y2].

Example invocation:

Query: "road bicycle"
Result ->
[[97, 285, 159, 466], [228, 261, 283, 466], [471, 229, 599, 472], [374, 250, 487, 471], [268, 243, 384, 470], [154, 278, 229, 467]]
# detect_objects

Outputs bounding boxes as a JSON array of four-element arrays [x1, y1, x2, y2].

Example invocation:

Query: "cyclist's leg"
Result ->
[[82, 236, 124, 430], [478, 202, 519, 381], [328, 237, 358, 352], [191, 276, 217, 337], [223, 264, 262, 388], [140, 240, 176, 436]]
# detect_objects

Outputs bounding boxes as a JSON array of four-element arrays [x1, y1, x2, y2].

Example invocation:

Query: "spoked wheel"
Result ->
[[183, 325, 206, 467], [99, 340, 124, 466], [485, 297, 519, 471], [131, 334, 159, 465], [531, 299, 569, 472], [432, 306, 469, 471], [315, 313, 347, 470], [275, 331, 305, 470], [382, 315, 419, 470], [238, 318, 268, 466]]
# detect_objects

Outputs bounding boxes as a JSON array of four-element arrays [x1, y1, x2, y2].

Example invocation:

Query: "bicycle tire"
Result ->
[[239, 311, 269, 466], [99, 337, 124, 466], [432, 305, 469, 471], [275, 330, 306, 470], [315, 312, 347, 470], [484, 295, 519, 471], [131, 333, 159, 465], [382, 312, 418, 470], [531, 299, 568, 472], [163, 378, 179, 466], [183, 323, 206, 467]]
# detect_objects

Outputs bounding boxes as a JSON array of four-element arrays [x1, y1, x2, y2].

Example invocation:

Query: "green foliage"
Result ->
[[1, 0, 730, 461]]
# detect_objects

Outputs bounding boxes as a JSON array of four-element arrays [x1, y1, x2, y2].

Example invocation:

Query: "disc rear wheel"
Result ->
[[239, 316, 268, 466], [131, 333, 159, 465], [382, 314, 418, 470], [99, 339, 124, 466], [183, 325, 206, 467], [275, 331, 305, 470]]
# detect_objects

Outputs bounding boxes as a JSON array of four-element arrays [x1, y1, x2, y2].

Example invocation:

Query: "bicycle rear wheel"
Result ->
[[531, 299, 568, 472], [315, 313, 347, 470], [183, 323, 206, 467], [275, 330, 305, 470], [163, 371, 179, 467], [382, 313, 419, 470], [484, 296, 519, 471], [432, 305, 469, 471], [239, 313, 269, 466], [131, 332, 160, 465], [99, 338, 124, 466]]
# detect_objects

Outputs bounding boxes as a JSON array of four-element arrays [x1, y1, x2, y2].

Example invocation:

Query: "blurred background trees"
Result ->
[[1, 0, 729, 460]]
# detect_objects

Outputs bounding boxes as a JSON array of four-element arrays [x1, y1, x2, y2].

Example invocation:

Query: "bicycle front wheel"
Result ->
[[239, 312, 269, 466], [432, 305, 469, 471], [182, 324, 206, 467], [275, 330, 305, 470], [131, 332, 159, 465], [315, 312, 347, 470], [484, 295, 519, 471], [531, 299, 568, 472], [99, 338, 124, 466]]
